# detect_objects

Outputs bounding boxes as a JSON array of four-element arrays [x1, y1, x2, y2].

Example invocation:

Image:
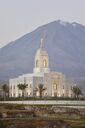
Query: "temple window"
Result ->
[[13, 93, 15, 97], [43, 60, 47, 68], [14, 86, 15, 89], [27, 92, 28, 96], [19, 93, 21, 97], [36, 60, 38, 67]]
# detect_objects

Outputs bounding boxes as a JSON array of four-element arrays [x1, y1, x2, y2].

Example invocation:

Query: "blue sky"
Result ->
[[0, 0, 85, 47]]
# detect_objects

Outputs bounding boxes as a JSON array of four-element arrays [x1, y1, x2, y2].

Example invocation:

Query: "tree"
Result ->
[[35, 84, 46, 98], [17, 83, 28, 97], [72, 86, 82, 99], [2, 84, 9, 100]]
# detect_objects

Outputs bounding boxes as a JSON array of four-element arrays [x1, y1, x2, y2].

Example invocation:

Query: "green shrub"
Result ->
[[0, 120, 6, 128]]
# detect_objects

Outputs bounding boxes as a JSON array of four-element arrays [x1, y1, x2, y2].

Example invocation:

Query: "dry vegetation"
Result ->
[[0, 104, 85, 128]]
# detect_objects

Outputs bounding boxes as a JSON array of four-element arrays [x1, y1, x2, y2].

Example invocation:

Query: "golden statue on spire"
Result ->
[[40, 38, 44, 49]]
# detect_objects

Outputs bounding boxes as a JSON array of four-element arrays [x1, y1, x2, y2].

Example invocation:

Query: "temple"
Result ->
[[9, 38, 73, 97]]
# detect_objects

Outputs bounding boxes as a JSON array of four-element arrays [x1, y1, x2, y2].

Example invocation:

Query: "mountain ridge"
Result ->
[[0, 20, 85, 88]]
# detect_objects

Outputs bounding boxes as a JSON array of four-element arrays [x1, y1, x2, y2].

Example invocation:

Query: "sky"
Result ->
[[0, 0, 85, 48]]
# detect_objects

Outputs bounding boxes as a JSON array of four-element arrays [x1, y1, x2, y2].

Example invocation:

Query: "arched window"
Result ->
[[14, 86, 15, 89], [13, 93, 15, 97], [36, 60, 38, 67], [19, 93, 21, 97], [43, 60, 47, 68], [27, 92, 28, 96]]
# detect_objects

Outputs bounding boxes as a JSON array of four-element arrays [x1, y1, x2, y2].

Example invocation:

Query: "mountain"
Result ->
[[0, 20, 85, 87]]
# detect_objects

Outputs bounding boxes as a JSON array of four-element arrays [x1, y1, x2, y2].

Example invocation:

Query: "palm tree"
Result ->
[[2, 84, 9, 100], [72, 86, 82, 99], [35, 84, 46, 98], [17, 83, 28, 98]]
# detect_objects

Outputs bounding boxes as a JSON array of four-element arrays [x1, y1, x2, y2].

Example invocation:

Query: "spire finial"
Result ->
[[40, 38, 44, 49]]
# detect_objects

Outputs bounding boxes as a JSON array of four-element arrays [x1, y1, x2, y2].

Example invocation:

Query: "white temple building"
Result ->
[[9, 38, 73, 97]]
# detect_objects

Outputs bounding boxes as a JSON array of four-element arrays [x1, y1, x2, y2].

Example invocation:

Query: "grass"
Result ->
[[0, 96, 85, 101]]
